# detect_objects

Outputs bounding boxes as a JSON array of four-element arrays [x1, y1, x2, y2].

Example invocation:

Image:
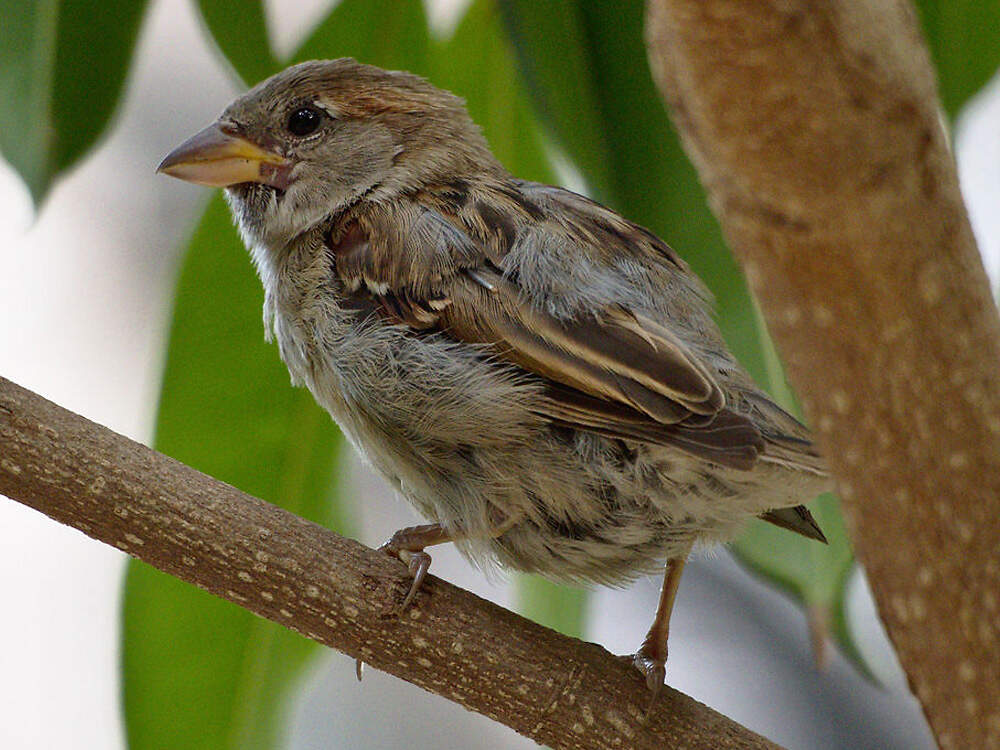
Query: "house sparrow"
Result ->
[[158, 58, 829, 702]]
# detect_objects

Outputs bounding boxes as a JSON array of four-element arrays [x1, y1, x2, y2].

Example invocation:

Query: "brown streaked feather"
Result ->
[[611, 308, 722, 408], [741, 392, 828, 477], [376, 290, 442, 329], [760, 432, 827, 476], [456, 268, 723, 416], [609, 374, 694, 424], [446, 283, 698, 425], [330, 210, 484, 298], [327, 208, 767, 471], [664, 413, 763, 470], [539, 384, 763, 470]]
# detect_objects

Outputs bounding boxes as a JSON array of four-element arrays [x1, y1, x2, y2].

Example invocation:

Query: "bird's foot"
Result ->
[[357, 524, 449, 683], [356, 536, 435, 681], [632, 643, 667, 719], [378, 524, 443, 612], [381, 544, 433, 612]]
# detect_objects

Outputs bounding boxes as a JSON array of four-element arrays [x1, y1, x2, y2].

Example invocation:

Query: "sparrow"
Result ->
[[158, 58, 829, 703]]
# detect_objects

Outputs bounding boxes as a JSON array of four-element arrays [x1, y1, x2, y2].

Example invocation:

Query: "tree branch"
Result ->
[[646, 2, 1000, 749], [0, 376, 780, 750]]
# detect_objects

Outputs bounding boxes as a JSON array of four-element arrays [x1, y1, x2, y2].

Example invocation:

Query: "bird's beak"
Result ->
[[157, 122, 292, 189]]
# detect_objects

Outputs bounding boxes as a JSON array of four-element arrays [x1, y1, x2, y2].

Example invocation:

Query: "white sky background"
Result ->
[[0, 1, 995, 748]]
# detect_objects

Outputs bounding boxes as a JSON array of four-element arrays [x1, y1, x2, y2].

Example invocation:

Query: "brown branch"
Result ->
[[0, 376, 780, 750], [646, 2, 1000, 749]]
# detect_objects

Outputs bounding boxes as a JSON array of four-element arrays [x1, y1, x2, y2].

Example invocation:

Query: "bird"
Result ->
[[158, 58, 829, 704]]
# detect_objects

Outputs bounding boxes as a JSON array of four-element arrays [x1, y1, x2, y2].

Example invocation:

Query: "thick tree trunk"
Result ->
[[646, 2, 1000, 748]]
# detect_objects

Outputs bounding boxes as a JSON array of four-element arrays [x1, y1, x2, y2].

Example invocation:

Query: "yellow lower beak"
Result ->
[[157, 123, 292, 189]]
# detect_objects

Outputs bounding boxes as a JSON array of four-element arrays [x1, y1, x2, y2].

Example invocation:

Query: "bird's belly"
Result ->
[[269, 307, 795, 585]]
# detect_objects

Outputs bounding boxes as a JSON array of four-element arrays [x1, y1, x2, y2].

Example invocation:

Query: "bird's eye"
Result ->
[[287, 106, 322, 136]]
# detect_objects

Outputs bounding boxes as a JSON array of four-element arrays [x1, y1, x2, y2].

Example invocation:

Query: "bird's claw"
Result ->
[[633, 648, 667, 719], [378, 540, 433, 612], [398, 549, 432, 611]]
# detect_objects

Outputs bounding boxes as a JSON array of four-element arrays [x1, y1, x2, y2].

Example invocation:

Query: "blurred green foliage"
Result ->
[[292, 0, 431, 72], [0, 0, 148, 203], [914, 0, 1000, 119], [2, 0, 997, 746], [196, 0, 279, 85]]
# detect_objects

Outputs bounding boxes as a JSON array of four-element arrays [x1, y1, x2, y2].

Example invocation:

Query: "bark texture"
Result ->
[[0, 376, 781, 750], [646, 2, 1000, 748]]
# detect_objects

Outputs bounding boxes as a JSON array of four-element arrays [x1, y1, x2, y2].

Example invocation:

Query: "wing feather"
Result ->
[[331, 202, 765, 470], [454, 268, 723, 419]]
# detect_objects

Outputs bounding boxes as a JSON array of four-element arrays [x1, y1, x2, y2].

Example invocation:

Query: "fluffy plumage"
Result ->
[[160, 58, 830, 689]]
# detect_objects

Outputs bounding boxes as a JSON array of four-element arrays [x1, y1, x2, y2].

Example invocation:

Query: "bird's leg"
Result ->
[[378, 523, 453, 611], [356, 523, 451, 682], [357, 517, 516, 681], [633, 547, 691, 713], [379, 513, 519, 611]]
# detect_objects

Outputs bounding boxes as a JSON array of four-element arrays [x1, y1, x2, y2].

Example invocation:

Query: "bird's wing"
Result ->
[[330, 202, 764, 470]]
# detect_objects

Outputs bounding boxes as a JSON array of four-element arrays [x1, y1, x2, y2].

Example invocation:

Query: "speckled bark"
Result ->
[[646, 2, 1000, 748], [0, 377, 780, 749]]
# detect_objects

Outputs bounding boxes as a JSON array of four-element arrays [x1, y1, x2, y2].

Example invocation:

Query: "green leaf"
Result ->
[[914, 0, 1000, 119], [195, 0, 432, 86], [292, 0, 430, 74], [122, 196, 349, 750], [196, 0, 279, 85], [515, 576, 587, 637], [497, 0, 613, 199], [0, 0, 147, 204], [431, 0, 555, 193], [434, 0, 585, 637]]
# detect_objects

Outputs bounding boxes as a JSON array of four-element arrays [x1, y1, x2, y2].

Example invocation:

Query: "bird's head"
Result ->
[[158, 58, 499, 251]]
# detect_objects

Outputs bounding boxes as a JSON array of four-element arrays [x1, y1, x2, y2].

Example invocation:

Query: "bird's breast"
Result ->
[[267, 277, 544, 452]]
